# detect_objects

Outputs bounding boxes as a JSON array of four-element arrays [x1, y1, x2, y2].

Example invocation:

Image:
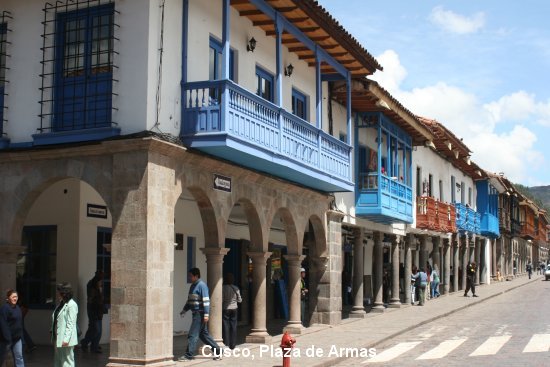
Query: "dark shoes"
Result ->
[[473, 294, 479, 297], [464, 294, 469, 297], [178, 355, 192, 362], [80, 340, 89, 351]]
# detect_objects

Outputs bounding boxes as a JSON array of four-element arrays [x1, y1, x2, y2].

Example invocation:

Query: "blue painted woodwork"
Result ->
[[455, 203, 481, 234], [53, 4, 114, 131], [355, 112, 413, 224], [182, 79, 353, 192], [291, 88, 307, 120], [476, 180, 500, 238]]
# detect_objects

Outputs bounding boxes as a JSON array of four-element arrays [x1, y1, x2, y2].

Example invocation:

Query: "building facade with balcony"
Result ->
[[0, 0, 390, 365]]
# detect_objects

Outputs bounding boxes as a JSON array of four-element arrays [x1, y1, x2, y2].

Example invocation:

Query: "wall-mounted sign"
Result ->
[[213, 174, 231, 192], [87, 204, 108, 219]]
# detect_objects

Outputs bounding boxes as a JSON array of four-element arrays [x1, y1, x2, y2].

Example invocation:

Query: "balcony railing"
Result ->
[[416, 196, 456, 233], [480, 212, 500, 238], [455, 203, 481, 234], [499, 210, 511, 232], [182, 80, 352, 192], [511, 219, 521, 236], [520, 221, 536, 239]]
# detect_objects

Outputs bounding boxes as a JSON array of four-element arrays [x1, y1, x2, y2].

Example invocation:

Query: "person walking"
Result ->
[[411, 266, 428, 306], [80, 270, 105, 353], [431, 264, 440, 298], [178, 268, 223, 362], [526, 262, 533, 279], [464, 262, 478, 297], [222, 273, 242, 350], [300, 268, 308, 325], [52, 282, 79, 367], [0, 289, 25, 367]]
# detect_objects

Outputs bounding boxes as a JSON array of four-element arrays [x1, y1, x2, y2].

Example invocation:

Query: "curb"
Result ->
[[311, 276, 541, 367]]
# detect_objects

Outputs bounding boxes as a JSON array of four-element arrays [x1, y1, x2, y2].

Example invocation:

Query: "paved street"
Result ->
[[336, 277, 550, 366]]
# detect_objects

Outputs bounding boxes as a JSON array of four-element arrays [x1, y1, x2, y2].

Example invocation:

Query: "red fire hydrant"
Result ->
[[280, 331, 296, 367]]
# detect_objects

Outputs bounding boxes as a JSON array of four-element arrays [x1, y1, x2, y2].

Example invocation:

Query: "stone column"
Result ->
[[108, 151, 177, 367], [389, 235, 401, 308], [404, 234, 413, 305], [0, 245, 26, 294], [492, 238, 497, 278], [419, 235, 428, 271], [443, 237, 451, 295], [245, 251, 272, 343], [201, 247, 230, 344], [283, 254, 305, 333], [350, 228, 366, 317], [461, 234, 469, 290], [372, 232, 385, 312], [480, 239, 487, 284], [475, 236, 481, 284], [432, 236, 441, 274], [452, 234, 459, 292]]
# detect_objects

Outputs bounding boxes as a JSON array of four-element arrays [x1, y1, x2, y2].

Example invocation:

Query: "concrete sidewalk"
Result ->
[[19, 274, 542, 367]]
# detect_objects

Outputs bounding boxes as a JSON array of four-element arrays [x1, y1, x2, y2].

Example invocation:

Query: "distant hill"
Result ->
[[528, 185, 550, 212]]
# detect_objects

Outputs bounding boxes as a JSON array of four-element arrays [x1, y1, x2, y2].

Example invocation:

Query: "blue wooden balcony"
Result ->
[[181, 80, 353, 192], [480, 213, 500, 238], [455, 203, 481, 234], [355, 172, 413, 224]]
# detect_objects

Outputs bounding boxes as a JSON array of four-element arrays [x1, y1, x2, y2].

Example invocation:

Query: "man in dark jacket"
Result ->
[[464, 262, 478, 297], [0, 289, 24, 367], [80, 270, 105, 353]]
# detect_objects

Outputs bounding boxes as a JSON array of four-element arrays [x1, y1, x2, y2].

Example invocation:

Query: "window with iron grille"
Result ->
[[39, 1, 118, 133], [0, 12, 11, 135]]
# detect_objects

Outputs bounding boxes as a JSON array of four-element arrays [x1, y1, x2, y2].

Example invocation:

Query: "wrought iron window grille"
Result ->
[[0, 11, 12, 136], [39, 0, 119, 133]]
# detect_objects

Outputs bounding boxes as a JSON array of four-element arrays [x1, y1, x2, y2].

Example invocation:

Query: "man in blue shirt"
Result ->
[[178, 268, 223, 361]]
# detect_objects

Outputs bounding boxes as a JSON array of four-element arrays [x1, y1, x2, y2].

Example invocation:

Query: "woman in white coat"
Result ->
[[51, 283, 79, 367]]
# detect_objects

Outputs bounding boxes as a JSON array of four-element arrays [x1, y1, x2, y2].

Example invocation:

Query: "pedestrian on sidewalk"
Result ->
[[178, 268, 223, 362], [0, 289, 25, 367], [464, 262, 478, 297], [411, 267, 428, 306], [222, 272, 242, 350], [80, 270, 105, 353], [52, 282, 78, 367], [300, 268, 308, 325], [410, 267, 417, 305], [431, 264, 440, 298], [526, 262, 532, 279]]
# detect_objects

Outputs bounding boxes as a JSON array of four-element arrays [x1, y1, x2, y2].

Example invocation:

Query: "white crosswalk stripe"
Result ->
[[416, 338, 467, 360], [362, 341, 421, 363], [469, 335, 511, 356], [522, 334, 550, 353]]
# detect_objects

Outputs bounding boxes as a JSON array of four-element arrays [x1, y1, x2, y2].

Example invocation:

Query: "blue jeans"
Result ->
[[431, 280, 440, 298], [184, 312, 221, 359], [0, 339, 24, 367]]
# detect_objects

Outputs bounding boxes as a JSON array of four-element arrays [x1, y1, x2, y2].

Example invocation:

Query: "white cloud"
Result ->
[[371, 51, 544, 184], [429, 6, 485, 35]]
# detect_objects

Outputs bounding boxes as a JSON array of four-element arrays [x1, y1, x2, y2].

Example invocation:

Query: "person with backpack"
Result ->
[[222, 272, 242, 350], [412, 266, 428, 306]]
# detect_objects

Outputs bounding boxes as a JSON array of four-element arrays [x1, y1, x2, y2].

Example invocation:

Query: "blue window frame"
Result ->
[[97, 227, 111, 305], [256, 66, 274, 103], [18, 226, 57, 309], [292, 88, 307, 120], [54, 4, 114, 131], [0, 22, 7, 132], [209, 37, 234, 81]]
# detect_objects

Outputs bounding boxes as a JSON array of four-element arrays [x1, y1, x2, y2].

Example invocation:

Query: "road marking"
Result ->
[[523, 334, 550, 353], [469, 335, 511, 356], [416, 338, 467, 360], [363, 341, 421, 363]]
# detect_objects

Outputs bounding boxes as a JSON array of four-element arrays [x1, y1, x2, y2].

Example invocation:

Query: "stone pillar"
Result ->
[[108, 151, 177, 367], [432, 236, 441, 274], [372, 232, 385, 312], [443, 237, 451, 295], [461, 234, 469, 290], [245, 251, 271, 343], [350, 228, 366, 317], [475, 236, 481, 284], [310, 210, 343, 325], [201, 247, 230, 344], [404, 234, 413, 305], [0, 245, 26, 294], [480, 239, 488, 284], [452, 234, 459, 292], [283, 254, 305, 333], [419, 235, 428, 271], [389, 235, 401, 308], [491, 238, 497, 278]]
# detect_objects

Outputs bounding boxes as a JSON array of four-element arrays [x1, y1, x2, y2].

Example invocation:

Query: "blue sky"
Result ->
[[319, 0, 550, 187]]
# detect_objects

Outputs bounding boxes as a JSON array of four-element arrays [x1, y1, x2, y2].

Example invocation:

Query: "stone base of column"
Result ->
[[370, 304, 385, 313], [283, 321, 305, 334], [107, 357, 175, 367], [349, 307, 366, 318], [311, 311, 341, 325], [388, 299, 401, 308], [245, 329, 271, 344]]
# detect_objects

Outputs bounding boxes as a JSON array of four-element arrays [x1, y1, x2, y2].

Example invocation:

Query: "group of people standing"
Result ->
[[410, 262, 442, 306], [0, 270, 105, 367]]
